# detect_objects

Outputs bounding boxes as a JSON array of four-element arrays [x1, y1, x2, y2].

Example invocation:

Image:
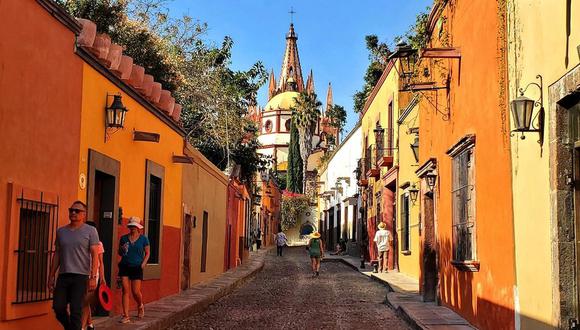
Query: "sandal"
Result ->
[[138, 304, 145, 318], [119, 315, 130, 324]]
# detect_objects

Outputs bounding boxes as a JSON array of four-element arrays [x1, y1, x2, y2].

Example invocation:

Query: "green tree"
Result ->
[[353, 35, 391, 113], [286, 119, 303, 193], [326, 104, 347, 134], [292, 92, 321, 193], [58, 0, 268, 185]]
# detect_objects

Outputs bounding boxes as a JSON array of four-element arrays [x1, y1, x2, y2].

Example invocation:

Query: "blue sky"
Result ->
[[168, 0, 431, 134]]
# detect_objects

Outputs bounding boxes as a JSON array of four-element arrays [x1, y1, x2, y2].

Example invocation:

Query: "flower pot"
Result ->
[[128, 65, 144, 89], [76, 19, 96, 47], [138, 74, 154, 97], [158, 90, 172, 112], [91, 34, 111, 63], [149, 82, 162, 103], [172, 104, 182, 122], [107, 44, 123, 71], [117, 56, 133, 81], [165, 97, 176, 115]]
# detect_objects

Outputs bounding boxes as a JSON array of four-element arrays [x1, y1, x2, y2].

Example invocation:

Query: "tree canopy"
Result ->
[[58, 0, 268, 183]]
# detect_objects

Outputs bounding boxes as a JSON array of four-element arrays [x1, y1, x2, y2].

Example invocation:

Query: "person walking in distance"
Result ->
[[118, 217, 150, 324], [308, 232, 324, 277], [48, 201, 100, 330], [256, 228, 262, 250], [374, 222, 392, 273], [275, 227, 288, 256]]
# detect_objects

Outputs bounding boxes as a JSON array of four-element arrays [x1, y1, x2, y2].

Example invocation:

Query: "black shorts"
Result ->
[[118, 263, 143, 280]]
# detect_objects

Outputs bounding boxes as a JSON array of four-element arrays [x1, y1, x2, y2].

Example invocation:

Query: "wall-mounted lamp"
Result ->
[[426, 172, 437, 192], [510, 75, 544, 146], [106, 94, 128, 129], [408, 185, 419, 205], [410, 136, 419, 163], [105, 94, 128, 142]]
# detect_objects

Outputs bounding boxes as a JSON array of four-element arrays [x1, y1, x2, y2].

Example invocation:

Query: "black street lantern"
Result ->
[[374, 124, 385, 149], [106, 94, 128, 128], [408, 185, 419, 205], [426, 173, 437, 192], [410, 136, 419, 163], [388, 41, 418, 86], [509, 75, 544, 146]]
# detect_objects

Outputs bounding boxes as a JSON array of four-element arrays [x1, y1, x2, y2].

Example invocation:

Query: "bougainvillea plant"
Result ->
[[280, 194, 311, 231]]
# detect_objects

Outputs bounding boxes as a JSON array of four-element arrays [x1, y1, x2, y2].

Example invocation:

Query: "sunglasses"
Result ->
[[68, 208, 86, 214]]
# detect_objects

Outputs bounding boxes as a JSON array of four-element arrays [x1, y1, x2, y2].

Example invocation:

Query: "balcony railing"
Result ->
[[356, 158, 369, 187], [365, 145, 380, 178]]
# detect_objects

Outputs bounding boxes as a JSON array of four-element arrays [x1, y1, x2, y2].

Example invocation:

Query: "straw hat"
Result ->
[[378, 222, 386, 230], [311, 232, 321, 238], [127, 216, 143, 229]]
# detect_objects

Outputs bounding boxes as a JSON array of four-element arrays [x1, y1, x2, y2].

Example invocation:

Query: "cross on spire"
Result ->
[[289, 7, 296, 24]]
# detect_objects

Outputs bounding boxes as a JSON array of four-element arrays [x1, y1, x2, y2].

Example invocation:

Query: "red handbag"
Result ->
[[98, 282, 113, 311]]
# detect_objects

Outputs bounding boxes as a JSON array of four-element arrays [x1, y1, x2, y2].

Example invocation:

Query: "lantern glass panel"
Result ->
[[107, 109, 115, 127], [115, 109, 124, 126], [511, 96, 535, 131]]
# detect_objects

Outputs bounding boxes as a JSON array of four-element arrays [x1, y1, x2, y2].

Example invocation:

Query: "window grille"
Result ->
[[452, 146, 476, 261], [14, 193, 58, 304]]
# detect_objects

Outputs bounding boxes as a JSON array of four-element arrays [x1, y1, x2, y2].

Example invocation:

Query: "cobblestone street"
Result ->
[[170, 247, 410, 330]]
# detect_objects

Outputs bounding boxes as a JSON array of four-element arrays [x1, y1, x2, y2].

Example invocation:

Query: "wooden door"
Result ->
[[181, 214, 192, 291], [422, 192, 438, 302]]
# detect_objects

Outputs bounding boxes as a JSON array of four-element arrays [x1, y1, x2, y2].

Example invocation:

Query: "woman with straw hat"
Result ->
[[117, 217, 150, 323], [307, 232, 325, 277], [373, 222, 392, 273]]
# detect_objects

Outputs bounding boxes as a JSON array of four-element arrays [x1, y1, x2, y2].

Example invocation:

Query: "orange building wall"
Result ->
[[418, 1, 515, 329], [77, 63, 184, 314], [0, 0, 83, 328]]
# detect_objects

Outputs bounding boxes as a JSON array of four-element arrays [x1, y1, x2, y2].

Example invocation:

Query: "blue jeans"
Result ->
[[277, 245, 284, 256], [53, 273, 88, 330]]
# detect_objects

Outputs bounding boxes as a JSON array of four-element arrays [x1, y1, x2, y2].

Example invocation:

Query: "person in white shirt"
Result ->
[[373, 222, 392, 273], [275, 228, 288, 256]]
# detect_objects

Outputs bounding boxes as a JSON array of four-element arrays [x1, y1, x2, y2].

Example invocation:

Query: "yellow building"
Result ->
[[359, 60, 400, 268], [395, 95, 421, 280], [182, 144, 228, 288], [78, 49, 185, 312], [507, 1, 580, 328]]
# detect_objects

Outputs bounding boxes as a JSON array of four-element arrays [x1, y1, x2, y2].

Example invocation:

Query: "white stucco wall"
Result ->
[[318, 124, 362, 241]]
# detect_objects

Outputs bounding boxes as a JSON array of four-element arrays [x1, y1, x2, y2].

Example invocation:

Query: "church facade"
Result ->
[[250, 23, 338, 174]]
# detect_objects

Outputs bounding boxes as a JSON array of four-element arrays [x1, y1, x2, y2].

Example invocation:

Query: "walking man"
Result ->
[[373, 222, 391, 273], [275, 227, 288, 256], [48, 201, 100, 330]]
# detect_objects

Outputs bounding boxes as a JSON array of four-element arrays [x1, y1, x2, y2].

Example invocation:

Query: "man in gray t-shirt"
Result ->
[[48, 201, 99, 330]]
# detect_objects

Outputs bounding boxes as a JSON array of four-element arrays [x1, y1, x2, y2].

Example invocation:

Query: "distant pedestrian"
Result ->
[[118, 217, 150, 324], [275, 228, 288, 256], [48, 201, 100, 330], [82, 221, 106, 330], [256, 228, 262, 250], [307, 232, 324, 277], [373, 222, 392, 273]]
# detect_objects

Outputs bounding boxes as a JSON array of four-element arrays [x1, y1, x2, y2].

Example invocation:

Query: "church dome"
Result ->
[[264, 91, 299, 112]]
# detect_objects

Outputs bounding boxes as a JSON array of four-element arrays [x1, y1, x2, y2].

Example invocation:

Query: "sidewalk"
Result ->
[[323, 255, 476, 330], [95, 248, 270, 330]]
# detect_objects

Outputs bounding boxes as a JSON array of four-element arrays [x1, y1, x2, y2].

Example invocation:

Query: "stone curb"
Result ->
[[323, 256, 475, 330], [98, 248, 269, 330]]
